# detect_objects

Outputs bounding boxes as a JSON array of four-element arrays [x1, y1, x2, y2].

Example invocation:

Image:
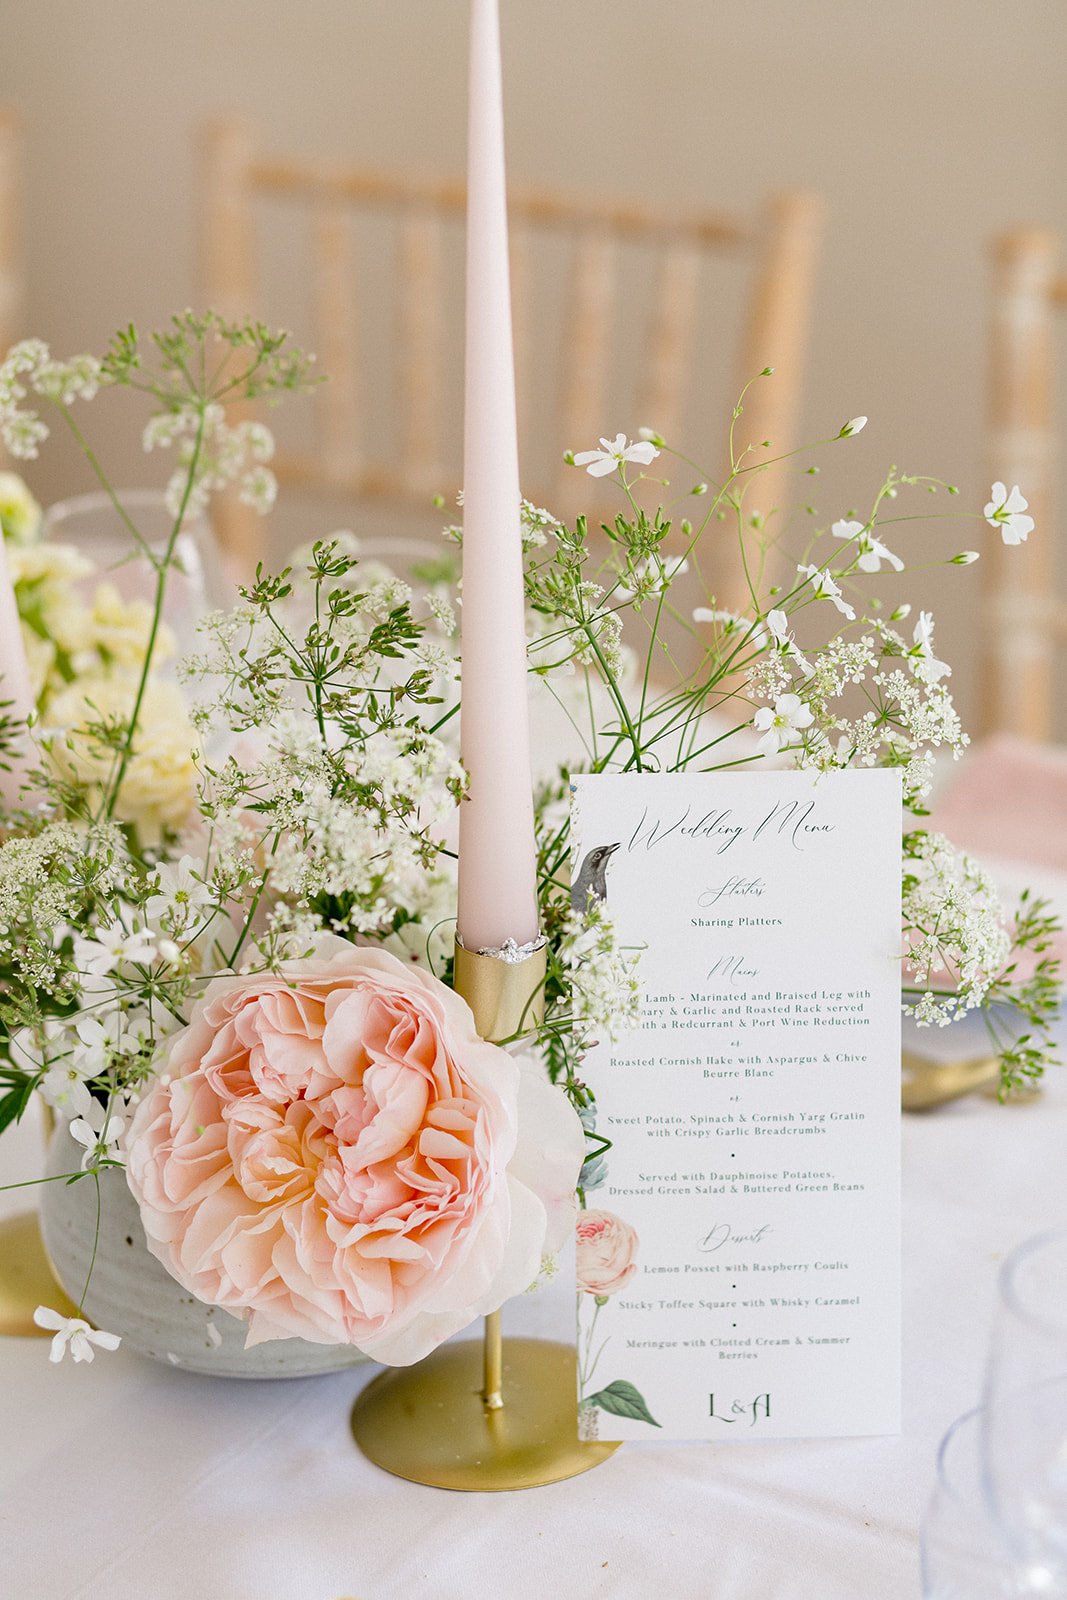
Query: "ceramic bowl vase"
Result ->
[[39, 1122, 369, 1379]]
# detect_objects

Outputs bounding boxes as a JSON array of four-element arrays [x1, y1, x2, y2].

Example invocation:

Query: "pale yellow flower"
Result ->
[[19, 623, 56, 701], [87, 582, 173, 670], [8, 540, 93, 590], [0, 471, 42, 544], [45, 674, 198, 843]]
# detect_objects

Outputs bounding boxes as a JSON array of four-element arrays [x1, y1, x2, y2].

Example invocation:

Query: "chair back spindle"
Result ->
[[984, 229, 1067, 739]]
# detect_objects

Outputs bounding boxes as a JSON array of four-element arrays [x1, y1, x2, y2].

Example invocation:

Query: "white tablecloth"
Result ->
[[1, 1021, 1064, 1600]]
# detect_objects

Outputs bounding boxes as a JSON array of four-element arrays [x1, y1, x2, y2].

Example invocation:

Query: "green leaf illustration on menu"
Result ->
[[584, 1379, 661, 1428]]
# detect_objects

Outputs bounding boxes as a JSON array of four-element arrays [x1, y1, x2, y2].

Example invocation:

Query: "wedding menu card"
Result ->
[[572, 770, 901, 1442]]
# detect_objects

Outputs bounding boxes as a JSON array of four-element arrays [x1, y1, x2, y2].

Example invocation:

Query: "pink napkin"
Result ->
[[928, 734, 1067, 976], [930, 735, 1067, 873]]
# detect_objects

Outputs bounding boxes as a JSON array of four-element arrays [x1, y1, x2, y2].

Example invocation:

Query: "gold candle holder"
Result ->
[[350, 936, 620, 1490]]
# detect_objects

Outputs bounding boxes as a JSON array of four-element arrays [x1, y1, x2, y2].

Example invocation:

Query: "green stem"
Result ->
[[103, 409, 206, 815]]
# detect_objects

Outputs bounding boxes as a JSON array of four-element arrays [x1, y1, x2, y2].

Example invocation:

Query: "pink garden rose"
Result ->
[[126, 936, 583, 1365], [576, 1208, 639, 1297]]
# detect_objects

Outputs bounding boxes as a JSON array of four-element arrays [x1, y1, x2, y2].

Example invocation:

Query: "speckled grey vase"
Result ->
[[39, 1123, 369, 1379]]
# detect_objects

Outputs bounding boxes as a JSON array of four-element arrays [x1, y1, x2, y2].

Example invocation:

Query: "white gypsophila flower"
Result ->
[[766, 609, 813, 676], [572, 433, 660, 479], [910, 610, 951, 685], [796, 563, 856, 621], [69, 1114, 125, 1171], [840, 416, 868, 437], [752, 693, 814, 754], [561, 899, 641, 1050], [33, 1307, 121, 1365], [831, 518, 904, 574], [984, 482, 1034, 546], [693, 608, 769, 651]]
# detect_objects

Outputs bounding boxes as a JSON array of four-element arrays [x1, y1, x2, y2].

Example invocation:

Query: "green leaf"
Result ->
[[0, 1085, 30, 1137], [585, 1379, 661, 1428]]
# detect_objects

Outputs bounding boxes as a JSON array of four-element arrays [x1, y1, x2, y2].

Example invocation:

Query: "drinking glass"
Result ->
[[983, 1230, 1067, 1590], [922, 1407, 1060, 1598], [41, 489, 229, 658]]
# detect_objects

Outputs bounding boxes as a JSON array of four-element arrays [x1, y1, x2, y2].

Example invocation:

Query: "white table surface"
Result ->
[[2, 1007, 1065, 1600]]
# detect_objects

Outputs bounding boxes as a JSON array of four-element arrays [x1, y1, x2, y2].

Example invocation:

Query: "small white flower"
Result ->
[[831, 518, 904, 574], [693, 608, 769, 650], [796, 563, 856, 621], [984, 482, 1034, 546], [752, 693, 814, 753], [840, 416, 868, 437], [69, 1114, 125, 1171], [145, 854, 211, 932], [766, 609, 813, 676], [73, 923, 156, 977], [572, 433, 660, 478], [38, 1051, 97, 1122], [33, 1306, 121, 1364], [910, 610, 952, 684]]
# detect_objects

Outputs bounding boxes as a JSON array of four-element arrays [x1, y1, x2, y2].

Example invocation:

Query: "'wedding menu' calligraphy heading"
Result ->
[[628, 798, 837, 857]]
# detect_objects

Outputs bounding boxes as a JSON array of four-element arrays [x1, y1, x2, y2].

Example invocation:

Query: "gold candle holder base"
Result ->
[[350, 1334, 619, 1491], [0, 1210, 78, 1338], [349, 935, 619, 1489]]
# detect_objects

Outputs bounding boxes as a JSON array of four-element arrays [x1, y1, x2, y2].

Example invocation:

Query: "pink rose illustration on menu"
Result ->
[[576, 1206, 660, 1437]]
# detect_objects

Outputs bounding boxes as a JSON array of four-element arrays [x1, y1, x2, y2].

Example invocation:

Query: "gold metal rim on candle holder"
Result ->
[[350, 1335, 620, 1491], [0, 1210, 79, 1338], [453, 935, 547, 1042]]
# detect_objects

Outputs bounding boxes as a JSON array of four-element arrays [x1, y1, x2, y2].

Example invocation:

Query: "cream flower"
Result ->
[[87, 584, 172, 671], [984, 482, 1034, 546], [45, 676, 198, 843], [573, 433, 660, 478], [0, 471, 42, 544]]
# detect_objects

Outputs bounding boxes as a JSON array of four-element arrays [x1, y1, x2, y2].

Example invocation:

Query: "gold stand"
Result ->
[[0, 1211, 78, 1337], [351, 937, 620, 1490], [0, 1106, 76, 1338]]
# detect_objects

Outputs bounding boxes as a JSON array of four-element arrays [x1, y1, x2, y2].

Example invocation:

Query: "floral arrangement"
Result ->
[[0, 318, 1058, 1371]]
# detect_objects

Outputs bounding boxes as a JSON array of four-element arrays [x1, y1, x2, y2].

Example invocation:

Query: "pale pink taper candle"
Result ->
[[0, 534, 34, 808], [456, 0, 539, 953]]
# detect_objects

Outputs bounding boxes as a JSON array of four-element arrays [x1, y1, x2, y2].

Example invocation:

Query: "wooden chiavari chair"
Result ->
[[201, 117, 822, 612], [0, 109, 22, 391], [983, 229, 1067, 739]]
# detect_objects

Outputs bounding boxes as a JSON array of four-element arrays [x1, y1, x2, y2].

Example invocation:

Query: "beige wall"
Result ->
[[1, 0, 1065, 730]]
